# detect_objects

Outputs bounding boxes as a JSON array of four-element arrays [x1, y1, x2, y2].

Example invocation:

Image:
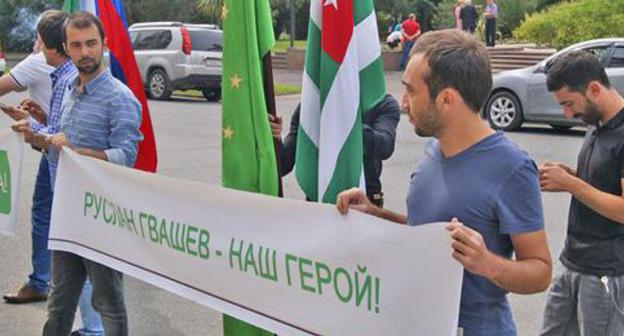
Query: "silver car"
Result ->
[[484, 38, 624, 131], [128, 22, 223, 101]]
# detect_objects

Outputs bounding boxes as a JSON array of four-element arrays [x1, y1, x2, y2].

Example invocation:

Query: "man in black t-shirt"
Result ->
[[540, 50, 624, 336]]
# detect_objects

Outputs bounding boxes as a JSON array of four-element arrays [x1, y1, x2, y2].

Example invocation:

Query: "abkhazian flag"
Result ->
[[62, 0, 158, 173], [221, 0, 277, 334], [296, 0, 387, 203]]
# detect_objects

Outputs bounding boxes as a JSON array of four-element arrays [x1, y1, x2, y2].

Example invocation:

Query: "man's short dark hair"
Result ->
[[410, 29, 492, 112], [63, 11, 105, 43], [37, 10, 69, 57], [546, 50, 611, 93]]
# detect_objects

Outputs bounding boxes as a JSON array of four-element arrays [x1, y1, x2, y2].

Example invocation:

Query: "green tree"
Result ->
[[515, 0, 624, 49], [0, 0, 62, 51]]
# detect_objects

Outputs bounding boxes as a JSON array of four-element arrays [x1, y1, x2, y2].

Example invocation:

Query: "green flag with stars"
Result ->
[[221, 0, 277, 335], [221, 0, 278, 196]]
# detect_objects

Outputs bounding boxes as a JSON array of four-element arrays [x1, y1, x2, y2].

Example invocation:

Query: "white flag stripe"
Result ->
[[310, 0, 322, 29], [317, 36, 360, 200], [300, 72, 321, 147], [355, 12, 382, 71]]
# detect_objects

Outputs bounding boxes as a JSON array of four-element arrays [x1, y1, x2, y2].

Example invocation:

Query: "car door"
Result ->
[[605, 45, 624, 94], [527, 44, 612, 122], [133, 29, 174, 82], [188, 29, 222, 78]]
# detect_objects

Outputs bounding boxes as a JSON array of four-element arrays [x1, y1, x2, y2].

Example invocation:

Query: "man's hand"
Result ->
[[268, 114, 283, 140], [11, 119, 34, 143], [21, 99, 47, 125], [49, 133, 70, 151], [539, 161, 577, 192], [447, 219, 497, 278], [1, 105, 29, 121], [336, 187, 378, 216]]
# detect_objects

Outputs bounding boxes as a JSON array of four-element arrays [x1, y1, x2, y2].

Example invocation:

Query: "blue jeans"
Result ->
[[540, 267, 624, 336], [459, 299, 517, 336], [26, 157, 53, 294], [43, 251, 127, 336], [400, 40, 415, 70], [77, 279, 104, 336]]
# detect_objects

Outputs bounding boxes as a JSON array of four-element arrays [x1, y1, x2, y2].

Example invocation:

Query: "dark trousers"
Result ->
[[485, 18, 496, 47]]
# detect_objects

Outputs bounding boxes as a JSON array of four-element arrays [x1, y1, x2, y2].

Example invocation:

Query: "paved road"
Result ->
[[0, 71, 584, 335]]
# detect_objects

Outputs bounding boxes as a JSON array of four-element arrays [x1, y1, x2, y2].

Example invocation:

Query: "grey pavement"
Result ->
[[0, 69, 583, 335]]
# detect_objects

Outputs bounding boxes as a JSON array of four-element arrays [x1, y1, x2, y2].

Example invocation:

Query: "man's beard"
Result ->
[[577, 99, 602, 125], [414, 103, 443, 137], [77, 56, 102, 74]]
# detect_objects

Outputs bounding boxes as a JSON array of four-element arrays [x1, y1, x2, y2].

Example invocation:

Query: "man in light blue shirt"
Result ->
[[30, 11, 141, 336], [484, 0, 498, 47]]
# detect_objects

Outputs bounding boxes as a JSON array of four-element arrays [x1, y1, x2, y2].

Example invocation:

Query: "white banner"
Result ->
[[0, 130, 24, 236], [49, 149, 463, 336]]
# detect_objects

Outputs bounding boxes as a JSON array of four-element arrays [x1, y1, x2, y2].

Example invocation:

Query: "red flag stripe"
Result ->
[[320, 0, 354, 64], [96, 0, 158, 172]]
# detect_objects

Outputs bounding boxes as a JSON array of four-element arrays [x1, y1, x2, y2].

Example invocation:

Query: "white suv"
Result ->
[[129, 22, 222, 101]]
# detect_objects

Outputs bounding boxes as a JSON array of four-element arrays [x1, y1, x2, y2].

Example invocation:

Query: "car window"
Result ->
[[129, 31, 139, 48], [134, 30, 172, 50], [608, 47, 624, 68], [188, 30, 222, 52], [583, 46, 609, 63]]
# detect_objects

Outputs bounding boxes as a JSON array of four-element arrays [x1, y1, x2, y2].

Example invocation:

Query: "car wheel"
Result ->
[[148, 69, 172, 100], [202, 88, 221, 102], [486, 91, 524, 131], [550, 125, 572, 131]]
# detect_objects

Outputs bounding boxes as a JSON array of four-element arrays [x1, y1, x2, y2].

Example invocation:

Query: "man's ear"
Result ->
[[586, 81, 603, 99], [436, 88, 458, 111]]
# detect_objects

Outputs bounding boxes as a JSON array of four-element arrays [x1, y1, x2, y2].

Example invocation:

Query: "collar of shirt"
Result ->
[[68, 69, 110, 96], [599, 107, 624, 131], [50, 59, 75, 85]]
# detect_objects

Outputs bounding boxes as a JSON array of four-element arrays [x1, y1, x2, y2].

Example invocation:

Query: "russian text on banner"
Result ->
[[0, 130, 24, 236], [49, 149, 463, 335]]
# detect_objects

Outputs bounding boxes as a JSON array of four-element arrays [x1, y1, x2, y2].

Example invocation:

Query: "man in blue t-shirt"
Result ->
[[336, 29, 552, 336]]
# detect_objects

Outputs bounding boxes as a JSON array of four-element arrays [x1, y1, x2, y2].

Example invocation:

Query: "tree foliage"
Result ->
[[0, 0, 62, 51], [514, 0, 624, 49]]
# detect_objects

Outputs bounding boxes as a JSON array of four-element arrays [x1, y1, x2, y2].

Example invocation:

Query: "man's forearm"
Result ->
[[569, 178, 624, 224], [371, 207, 407, 224], [75, 148, 108, 161], [484, 254, 551, 294]]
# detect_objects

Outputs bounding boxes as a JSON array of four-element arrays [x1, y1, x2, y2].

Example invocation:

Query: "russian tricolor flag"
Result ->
[[62, 0, 157, 173]]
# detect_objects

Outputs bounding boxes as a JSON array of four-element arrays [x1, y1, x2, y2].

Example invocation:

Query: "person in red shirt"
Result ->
[[400, 13, 420, 70]]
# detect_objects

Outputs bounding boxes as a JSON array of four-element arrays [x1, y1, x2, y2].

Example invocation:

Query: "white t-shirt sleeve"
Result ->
[[8, 53, 53, 113]]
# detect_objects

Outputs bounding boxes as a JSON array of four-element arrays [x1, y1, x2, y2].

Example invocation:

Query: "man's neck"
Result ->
[[437, 113, 495, 158], [600, 90, 624, 124], [51, 57, 69, 69], [77, 65, 105, 92]]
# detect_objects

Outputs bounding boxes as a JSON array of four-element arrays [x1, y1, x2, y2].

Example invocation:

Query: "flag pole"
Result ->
[[262, 53, 284, 198]]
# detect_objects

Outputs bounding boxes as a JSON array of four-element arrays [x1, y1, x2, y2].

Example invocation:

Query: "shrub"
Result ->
[[514, 0, 624, 49]]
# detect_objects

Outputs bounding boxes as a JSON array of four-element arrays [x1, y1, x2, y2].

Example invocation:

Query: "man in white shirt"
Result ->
[[1, 51, 56, 304]]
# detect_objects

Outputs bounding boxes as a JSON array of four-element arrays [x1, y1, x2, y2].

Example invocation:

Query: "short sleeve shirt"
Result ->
[[401, 19, 420, 40], [406, 132, 543, 322], [9, 53, 53, 114], [561, 108, 624, 276]]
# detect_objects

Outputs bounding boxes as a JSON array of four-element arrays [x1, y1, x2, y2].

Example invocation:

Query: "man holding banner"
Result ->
[[337, 29, 552, 336], [29, 12, 140, 335]]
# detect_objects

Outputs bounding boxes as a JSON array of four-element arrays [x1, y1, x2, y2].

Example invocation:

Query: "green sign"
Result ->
[[0, 150, 11, 215]]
